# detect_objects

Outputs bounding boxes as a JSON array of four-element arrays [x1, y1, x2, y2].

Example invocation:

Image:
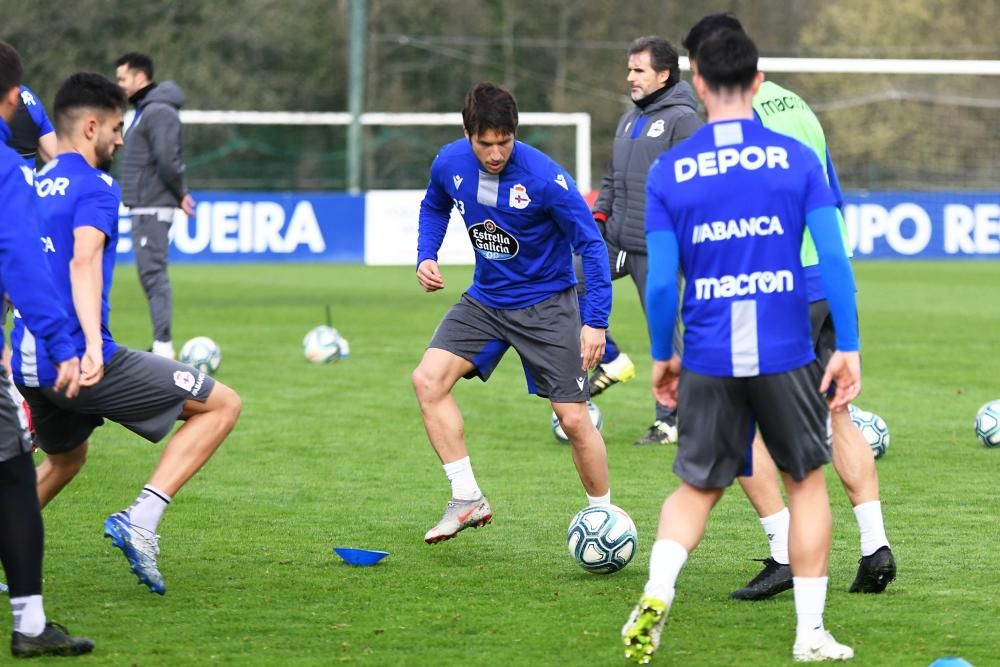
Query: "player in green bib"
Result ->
[[682, 14, 897, 609]]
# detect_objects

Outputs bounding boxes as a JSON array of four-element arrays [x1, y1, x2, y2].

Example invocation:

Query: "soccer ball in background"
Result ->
[[178, 336, 222, 375], [303, 325, 345, 364], [849, 404, 890, 459], [974, 400, 1000, 448], [551, 401, 603, 443], [567, 504, 637, 574]]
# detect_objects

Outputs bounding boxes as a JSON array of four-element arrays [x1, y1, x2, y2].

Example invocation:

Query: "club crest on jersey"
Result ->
[[647, 119, 665, 138], [173, 370, 196, 392], [469, 219, 519, 261], [453, 174, 463, 190], [554, 173, 568, 190], [509, 184, 531, 209]]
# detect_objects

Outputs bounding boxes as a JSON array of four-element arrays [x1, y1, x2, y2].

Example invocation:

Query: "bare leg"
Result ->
[[657, 481, 724, 552], [552, 401, 609, 497], [411, 348, 476, 465], [831, 408, 879, 506], [36, 442, 88, 508], [782, 468, 832, 578], [146, 382, 241, 496], [736, 432, 785, 516]]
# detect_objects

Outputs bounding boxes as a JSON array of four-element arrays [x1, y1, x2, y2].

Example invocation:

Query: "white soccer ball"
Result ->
[[178, 336, 221, 375], [303, 325, 343, 364], [567, 504, 637, 574], [551, 401, 603, 444], [974, 400, 1000, 448], [849, 404, 890, 459]]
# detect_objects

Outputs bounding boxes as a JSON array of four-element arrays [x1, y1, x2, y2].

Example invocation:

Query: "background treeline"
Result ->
[[4, 0, 998, 191]]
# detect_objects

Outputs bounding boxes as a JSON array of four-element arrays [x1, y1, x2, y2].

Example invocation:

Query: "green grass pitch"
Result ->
[[18, 260, 1000, 665]]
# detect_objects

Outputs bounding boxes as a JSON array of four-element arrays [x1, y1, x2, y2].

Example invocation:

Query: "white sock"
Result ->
[[11, 595, 45, 636], [760, 507, 790, 565], [129, 485, 172, 533], [643, 539, 687, 602], [587, 490, 611, 507], [793, 576, 828, 640], [853, 500, 889, 556], [442, 457, 481, 501], [152, 340, 175, 357]]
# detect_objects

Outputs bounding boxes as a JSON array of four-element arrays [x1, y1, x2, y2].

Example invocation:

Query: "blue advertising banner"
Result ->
[[843, 192, 1000, 259], [117, 191, 365, 263], [113, 190, 999, 263]]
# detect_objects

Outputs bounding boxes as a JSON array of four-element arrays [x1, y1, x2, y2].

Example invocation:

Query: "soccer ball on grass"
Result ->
[[567, 504, 637, 574], [975, 400, 1000, 448], [551, 401, 602, 443], [303, 325, 346, 364], [178, 336, 221, 375], [848, 404, 890, 459]]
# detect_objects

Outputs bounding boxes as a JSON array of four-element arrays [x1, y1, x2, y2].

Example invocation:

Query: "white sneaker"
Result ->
[[152, 340, 176, 359], [793, 630, 854, 662], [103, 510, 165, 595], [423, 496, 493, 544]]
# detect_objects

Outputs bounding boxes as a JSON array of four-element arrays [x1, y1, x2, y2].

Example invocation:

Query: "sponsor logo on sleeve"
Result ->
[[554, 173, 568, 191], [453, 174, 463, 190]]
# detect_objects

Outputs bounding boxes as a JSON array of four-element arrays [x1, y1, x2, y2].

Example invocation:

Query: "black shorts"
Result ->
[[675, 364, 832, 488], [428, 288, 588, 402], [18, 347, 215, 455]]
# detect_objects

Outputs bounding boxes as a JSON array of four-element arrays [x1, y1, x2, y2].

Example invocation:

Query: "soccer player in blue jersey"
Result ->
[[413, 82, 614, 544], [621, 31, 861, 663], [684, 12, 895, 601], [0, 41, 94, 658], [10, 72, 242, 596]]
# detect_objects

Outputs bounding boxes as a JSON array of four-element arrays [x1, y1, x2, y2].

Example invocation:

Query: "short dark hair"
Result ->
[[0, 41, 24, 97], [53, 72, 127, 133], [694, 29, 758, 92], [682, 13, 745, 62], [462, 82, 518, 138], [115, 52, 154, 80], [628, 36, 680, 88]]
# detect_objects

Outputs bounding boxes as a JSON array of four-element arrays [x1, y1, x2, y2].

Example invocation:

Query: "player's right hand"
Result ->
[[80, 344, 104, 387], [820, 350, 862, 412], [53, 357, 81, 399], [651, 356, 681, 408], [416, 259, 445, 292]]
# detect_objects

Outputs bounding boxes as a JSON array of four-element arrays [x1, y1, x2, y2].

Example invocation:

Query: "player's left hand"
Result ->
[[820, 350, 861, 412], [651, 356, 681, 408], [579, 325, 606, 371], [53, 357, 81, 399], [80, 344, 104, 387], [181, 193, 196, 217]]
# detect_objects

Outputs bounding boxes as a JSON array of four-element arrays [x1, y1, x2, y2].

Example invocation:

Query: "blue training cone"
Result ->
[[333, 547, 389, 566], [929, 658, 974, 667]]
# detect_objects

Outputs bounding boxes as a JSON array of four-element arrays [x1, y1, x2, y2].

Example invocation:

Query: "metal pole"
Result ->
[[347, 0, 367, 194]]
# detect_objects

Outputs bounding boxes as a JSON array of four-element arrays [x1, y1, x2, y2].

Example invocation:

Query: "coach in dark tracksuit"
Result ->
[[586, 36, 702, 445], [116, 52, 195, 359]]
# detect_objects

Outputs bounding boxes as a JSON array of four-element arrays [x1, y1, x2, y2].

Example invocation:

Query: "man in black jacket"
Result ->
[[115, 52, 195, 360], [587, 36, 702, 445]]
